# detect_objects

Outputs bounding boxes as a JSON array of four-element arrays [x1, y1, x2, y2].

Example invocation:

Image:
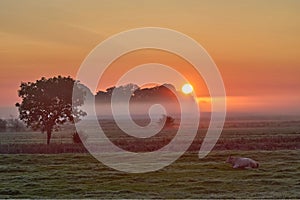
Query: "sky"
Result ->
[[0, 0, 300, 117]]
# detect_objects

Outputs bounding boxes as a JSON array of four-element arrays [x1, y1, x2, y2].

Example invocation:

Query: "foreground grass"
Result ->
[[0, 150, 299, 198]]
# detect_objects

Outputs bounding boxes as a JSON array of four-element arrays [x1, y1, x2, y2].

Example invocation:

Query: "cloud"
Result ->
[[0, 1, 103, 47]]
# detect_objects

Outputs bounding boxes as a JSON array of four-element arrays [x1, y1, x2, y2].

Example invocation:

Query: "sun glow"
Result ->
[[182, 83, 193, 94]]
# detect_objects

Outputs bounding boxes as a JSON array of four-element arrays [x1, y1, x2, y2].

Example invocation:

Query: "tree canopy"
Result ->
[[16, 76, 86, 144], [95, 83, 181, 103]]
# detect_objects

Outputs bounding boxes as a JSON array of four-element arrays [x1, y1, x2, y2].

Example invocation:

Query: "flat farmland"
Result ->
[[0, 118, 299, 198], [0, 150, 299, 198]]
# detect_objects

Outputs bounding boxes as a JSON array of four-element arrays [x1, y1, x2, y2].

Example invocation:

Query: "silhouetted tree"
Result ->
[[95, 83, 179, 103], [16, 76, 86, 144], [0, 119, 7, 132]]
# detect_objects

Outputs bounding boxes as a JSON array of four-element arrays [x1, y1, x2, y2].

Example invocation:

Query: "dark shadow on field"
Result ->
[[98, 118, 178, 152], [1, 118, 299, 153], [1, 129, 299, 154]]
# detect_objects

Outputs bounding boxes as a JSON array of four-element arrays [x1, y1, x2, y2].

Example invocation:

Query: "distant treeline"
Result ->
[[0, 118, 26, 132], [95, 83, 192, 103], [92, 83, 195, 116]]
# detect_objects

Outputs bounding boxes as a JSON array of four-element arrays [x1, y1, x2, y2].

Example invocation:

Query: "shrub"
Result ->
[[72, 132, 87, 144], [159, 114, 175, 128], [0, 119, 7, 132]]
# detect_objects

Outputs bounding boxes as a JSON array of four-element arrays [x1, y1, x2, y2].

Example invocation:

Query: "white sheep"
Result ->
[[226, 155, 259, 169]]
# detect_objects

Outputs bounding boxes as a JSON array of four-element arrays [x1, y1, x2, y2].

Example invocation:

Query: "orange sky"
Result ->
[[0, 0, 300, 117]]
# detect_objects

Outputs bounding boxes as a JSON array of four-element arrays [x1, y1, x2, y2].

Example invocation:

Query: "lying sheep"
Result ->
[[226, 155, 259, 169]]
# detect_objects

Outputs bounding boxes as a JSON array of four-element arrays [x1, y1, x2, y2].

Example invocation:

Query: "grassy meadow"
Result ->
[[0, 151, 299, 199], [0, 117, 299, 198]]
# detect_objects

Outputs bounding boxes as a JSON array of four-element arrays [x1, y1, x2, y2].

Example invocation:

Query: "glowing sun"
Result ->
[[181, 83, 193, 94]]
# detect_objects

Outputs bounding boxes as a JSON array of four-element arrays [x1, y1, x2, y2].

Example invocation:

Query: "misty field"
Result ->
[[0, 118, 300, 198]]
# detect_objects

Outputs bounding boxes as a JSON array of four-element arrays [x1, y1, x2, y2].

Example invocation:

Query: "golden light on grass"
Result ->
[[181, 83, 193, 94]]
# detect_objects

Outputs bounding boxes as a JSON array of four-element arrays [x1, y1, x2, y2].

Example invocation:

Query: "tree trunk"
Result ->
[[47, 129, 52, 145]]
